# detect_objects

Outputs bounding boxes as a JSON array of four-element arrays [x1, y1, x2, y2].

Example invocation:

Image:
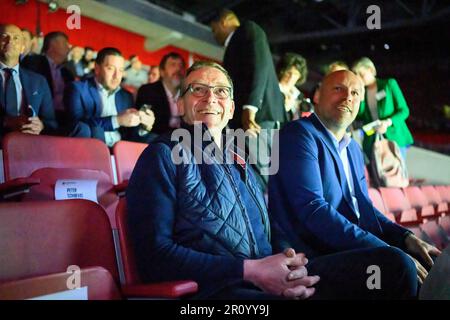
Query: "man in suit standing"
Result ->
[[210, 10, 287, 190], [269, 70, 441, 286], [136, 52, 185, 136], [0, 24, 57, 139], [64, 47, 155, 147]]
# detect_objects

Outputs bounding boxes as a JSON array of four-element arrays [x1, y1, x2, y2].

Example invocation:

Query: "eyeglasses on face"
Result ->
[[181, 82, 232, 99]]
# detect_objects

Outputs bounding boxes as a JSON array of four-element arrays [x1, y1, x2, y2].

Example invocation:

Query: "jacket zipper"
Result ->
[[222, 163, 257, 257]]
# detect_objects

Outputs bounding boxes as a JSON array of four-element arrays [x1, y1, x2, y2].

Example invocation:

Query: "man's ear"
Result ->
[[313, 88, 320, 105], [229, 100, 235, 119]]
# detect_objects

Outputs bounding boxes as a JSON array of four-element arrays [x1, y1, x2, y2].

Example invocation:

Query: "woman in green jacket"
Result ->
[[352, 57, 414, 161]]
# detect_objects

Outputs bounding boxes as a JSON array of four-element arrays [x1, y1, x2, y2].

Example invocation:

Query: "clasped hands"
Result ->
[[244, 248, 320, 300]]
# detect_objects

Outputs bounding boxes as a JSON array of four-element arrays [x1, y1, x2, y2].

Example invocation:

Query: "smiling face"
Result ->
[[178, 66, 234, 132], [315, 70, 363, 136]]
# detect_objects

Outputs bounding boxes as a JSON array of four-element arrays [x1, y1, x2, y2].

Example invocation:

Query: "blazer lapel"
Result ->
[[311, 115, 358, 216], [88, 79, 102, 116], [19, 69, 32, 109]]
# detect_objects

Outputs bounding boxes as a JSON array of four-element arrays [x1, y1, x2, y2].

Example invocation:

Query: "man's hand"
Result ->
[[242, 109, 261, 137], [405, 233, 441, 269], [118, 108, 140, 127], [21, 117, 44, 135], [406, 253, 428, 285], [244, 249, 319, 299], [3, 115, 28, 132], [282, 248, 320, 299], [139, 108, 155, 131]]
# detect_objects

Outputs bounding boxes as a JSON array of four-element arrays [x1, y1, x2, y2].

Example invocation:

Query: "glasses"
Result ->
[[182, 83, 232, 99]]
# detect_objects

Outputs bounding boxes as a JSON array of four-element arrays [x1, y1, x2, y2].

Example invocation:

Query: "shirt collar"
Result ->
[[95, 78, 120, 96], [224, 30, 235, 48], [0, 61, 20, 74], [314, 113, 352, 152], [162, 81, 180, 101]]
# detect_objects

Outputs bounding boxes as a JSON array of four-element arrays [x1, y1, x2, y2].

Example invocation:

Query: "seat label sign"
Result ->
[[55, 180, 98, 203]]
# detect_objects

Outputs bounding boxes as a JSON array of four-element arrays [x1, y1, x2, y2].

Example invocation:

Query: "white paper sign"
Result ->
[[55, 180, 98, 203], [29, 286, 88, 300]]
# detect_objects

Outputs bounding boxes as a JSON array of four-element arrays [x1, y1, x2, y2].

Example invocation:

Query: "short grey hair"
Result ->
[[181, 61, 234, 99]]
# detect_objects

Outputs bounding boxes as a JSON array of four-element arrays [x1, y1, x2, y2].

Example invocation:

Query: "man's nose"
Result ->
[[204, 88, 218, 102]]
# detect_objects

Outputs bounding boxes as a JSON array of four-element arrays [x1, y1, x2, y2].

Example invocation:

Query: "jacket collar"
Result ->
[[310, 114, 359, 217]]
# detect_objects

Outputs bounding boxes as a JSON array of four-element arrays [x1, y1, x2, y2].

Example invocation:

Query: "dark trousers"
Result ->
[[207, 247, 418, 300]]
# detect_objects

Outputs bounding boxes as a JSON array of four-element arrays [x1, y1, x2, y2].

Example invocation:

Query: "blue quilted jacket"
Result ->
[[127, 124, 270, 298]]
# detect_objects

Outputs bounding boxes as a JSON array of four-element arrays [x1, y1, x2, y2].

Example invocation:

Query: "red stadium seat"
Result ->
[[112, 140, 148, 185], [0, 200, 121, 300], [368, 188, 395, 221], [435, 185, 450, 208], [379, 187, 419, 225], [0, 132, 119, 227], [421, 185, 449, 216], [403, 186, 437, 220], [115, 198, 198, 298]]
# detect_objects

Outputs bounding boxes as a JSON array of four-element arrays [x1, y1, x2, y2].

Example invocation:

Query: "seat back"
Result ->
[[368, 188, 395, 222], [379, 187, 419, 224], [112, 140, 148, 184], [0, 200, 119, 284], [403, 186, 436, 219], [2, 132, 114, 181], [1, 133, 119, 227], [115, 197, 140, 285], [421, 185, 449, 214], [435, 186, 450, 205]]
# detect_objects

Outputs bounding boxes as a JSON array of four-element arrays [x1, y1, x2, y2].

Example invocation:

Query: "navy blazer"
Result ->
[[268, 114, 410, 258], [64, 77, 134, 141], [0, 67, 57, 137], [136, 80, 172, 135], [21, 54, 74, 97]]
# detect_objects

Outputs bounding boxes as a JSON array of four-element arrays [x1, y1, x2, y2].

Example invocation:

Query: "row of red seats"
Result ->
[[0, 199, 197, 300], [0, 132, 197, 300], [368, 186, 450, 250]]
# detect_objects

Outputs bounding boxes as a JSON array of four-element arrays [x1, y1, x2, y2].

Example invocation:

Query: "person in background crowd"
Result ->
[[0, 24, 57, 139], [352, 57, 414, 161], [123, 54, 148, 89], [20, 28, 36, 60], [136, 52, 186, 135], [66, 46, 85, 79], [21, 31, 74, 132], [277, 52, 312, 120], [65, 47, 155, 146], [147, 65, 160, 84], [210, 9, 286, 190]]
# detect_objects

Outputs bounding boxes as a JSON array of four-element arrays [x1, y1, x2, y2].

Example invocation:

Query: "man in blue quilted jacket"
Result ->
[[127, 61, 418, 299]]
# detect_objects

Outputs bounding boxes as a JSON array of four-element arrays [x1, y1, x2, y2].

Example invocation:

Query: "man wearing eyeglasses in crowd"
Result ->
[[126, 61, 418, 300]]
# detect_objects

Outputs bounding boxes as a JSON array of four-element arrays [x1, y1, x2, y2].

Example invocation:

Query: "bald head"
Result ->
[[0, 24, 24, 66], [315, 70, 364, 140]]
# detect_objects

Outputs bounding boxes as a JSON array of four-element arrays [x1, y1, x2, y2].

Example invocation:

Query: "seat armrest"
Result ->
[[114, 180, 129, 197], [121, 280, 198, 299], [0, 177, 41, 200]]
